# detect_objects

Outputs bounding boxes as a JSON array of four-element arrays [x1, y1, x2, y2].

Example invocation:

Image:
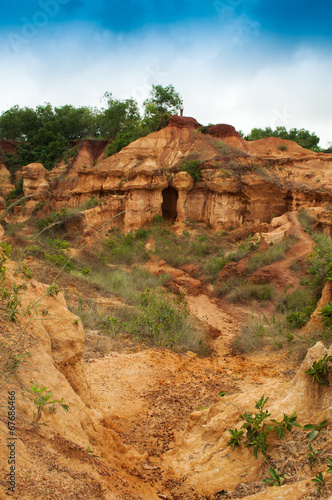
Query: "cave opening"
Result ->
[[285, 191, 293, 211], [161, 187, 178, 220]]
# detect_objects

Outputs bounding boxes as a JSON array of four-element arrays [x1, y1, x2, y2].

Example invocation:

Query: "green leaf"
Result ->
[[269, 466, 278, 481], [308, 430, 319, 441], [276, 427, 285, 440], [327, 458, 332, 473]]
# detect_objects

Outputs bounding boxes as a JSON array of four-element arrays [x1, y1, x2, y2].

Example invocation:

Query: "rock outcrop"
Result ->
[[0, 163, 14, 196], [0, 257, 159, 499], [21, 163, 51, 199], [16, 117, 332, 237], [162, 341, 332, 498]]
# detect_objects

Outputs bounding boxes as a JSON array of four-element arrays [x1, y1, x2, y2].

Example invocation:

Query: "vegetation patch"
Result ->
[[247, 237, 296, 274], [178, 160, 203, 182]]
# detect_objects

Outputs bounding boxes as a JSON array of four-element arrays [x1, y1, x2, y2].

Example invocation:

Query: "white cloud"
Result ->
[[0, 19, 331, 147]]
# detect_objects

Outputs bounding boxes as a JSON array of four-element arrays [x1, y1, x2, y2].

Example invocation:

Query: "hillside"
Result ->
[[1, 117, 332, 499]]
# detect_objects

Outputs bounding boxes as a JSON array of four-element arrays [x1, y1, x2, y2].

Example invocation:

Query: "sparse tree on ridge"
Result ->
[[143, 84, 183, 132], [244, 126, 321, 151]]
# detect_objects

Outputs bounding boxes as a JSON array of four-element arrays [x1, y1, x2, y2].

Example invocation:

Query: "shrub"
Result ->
[[307, 234, 332, 300], [227, 396, 300, 460], [178, 160, 203, 182], [46, 238, 70, 249], [36, 208, 81, 234], [44, 252, 73, 271], [199, 125, 210, 134], [32, 201, 46, 214], [305, 354, 332, 385], [206, 255, 227, 281], [63, 146, 78, 166], [105, 131, 139, 157], [105, 229, 150, 265], [26, 383, 69, 428], [228, 236, 260, 263], [298, 210, 316, 233], [319, 302, 332, 327], [7, 179, 24, 200], [26, 244, 43, 257], [124, 290, 206, 353], [85, 196, 99, 209]]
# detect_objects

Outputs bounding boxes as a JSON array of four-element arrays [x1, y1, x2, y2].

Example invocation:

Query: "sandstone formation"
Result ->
[[0, 258, 159, 499], [0, 163, 14, 196], [21, 163, 51, 199], [163, 341, 332, 498], [14, 117, 332, 238]]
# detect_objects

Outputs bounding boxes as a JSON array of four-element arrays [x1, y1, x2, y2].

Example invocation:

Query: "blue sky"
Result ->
[[0, 0, 332, 146]]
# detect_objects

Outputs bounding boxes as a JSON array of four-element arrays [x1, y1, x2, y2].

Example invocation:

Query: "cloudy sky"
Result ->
[[0, 0, 331, 146]]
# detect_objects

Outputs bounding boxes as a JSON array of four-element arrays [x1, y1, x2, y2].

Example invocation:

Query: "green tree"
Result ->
[[244, 126, 320, 151], [98, 93, 141, 138], [143, 84, 183, 132]]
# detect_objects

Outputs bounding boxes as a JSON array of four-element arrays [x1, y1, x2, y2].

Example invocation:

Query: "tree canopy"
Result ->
[[143, 84, 183, 132], [0, 84, 183, 170], [244, 126, 321, 151]]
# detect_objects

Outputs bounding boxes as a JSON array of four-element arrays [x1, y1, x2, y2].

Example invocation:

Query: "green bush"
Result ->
[[63, 146, 78, 166], [286, 309, 313, 329], [298, 210, 316, 233], [46, 238, 70, 249], [44, 252, 73, 271], [85, 196, 100, 209], [178, 160, 203, 182], [319, 302, 332, 327], [279, 287, 315, 329], [105, 229, 150, 265], [305, 354, 332, 385], [307, 233, 332, 300], [123, 290, 206, 353], [7, 179, 24, 200]]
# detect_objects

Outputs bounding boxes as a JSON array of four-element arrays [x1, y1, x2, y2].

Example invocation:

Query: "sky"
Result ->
[[0, 0, 332, 146]]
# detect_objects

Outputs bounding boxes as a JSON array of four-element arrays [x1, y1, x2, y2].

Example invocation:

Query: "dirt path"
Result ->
[[187, 294, 240, 357], [251, 211, 315, 290]]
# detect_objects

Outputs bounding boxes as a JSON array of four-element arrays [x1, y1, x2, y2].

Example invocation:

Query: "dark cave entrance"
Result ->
[[162, 187, 178, 220]]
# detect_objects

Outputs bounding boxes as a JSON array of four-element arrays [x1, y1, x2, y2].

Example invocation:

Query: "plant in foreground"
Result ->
[[270, 411, 300, 439], [305, 354, 332, 386], [303, 420, 328, 442], [227, 428, 245, 450], [307, 444, 323, 468], [318, 302, 332, 327], [87, 446, 100, 458], [227, 396, 301, 460], [26, 383, 69, 427], [263, 466, 286, 486], [311, 472, 325, 494], [327, 458, 332, 474]]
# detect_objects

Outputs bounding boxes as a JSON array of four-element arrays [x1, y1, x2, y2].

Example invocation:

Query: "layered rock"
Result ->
[[0, 257, 159, 499], [21, 163, 51, 199], [0, 163, 14, 196], [16, 118, 332, 235], [162, 341, 332, 498]]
